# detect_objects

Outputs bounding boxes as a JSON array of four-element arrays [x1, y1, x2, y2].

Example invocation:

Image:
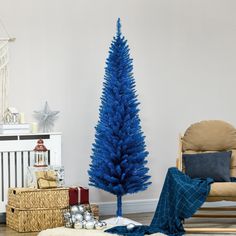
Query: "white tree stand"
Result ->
[[104, 216, 142, 226]]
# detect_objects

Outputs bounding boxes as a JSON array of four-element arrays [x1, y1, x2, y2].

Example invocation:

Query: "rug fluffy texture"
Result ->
[[38, 227, 165, 236]]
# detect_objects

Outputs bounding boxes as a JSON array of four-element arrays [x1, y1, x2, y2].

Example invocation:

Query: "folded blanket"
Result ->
[[105, 167, 213, 236]]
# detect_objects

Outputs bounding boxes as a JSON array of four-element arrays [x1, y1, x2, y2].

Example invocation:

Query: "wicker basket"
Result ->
[[6, 205, 67, 232], [8, 188, 69, 209]]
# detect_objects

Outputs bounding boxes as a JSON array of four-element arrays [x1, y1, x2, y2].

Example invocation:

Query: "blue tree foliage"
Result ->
[[88, 18, 151, 217]]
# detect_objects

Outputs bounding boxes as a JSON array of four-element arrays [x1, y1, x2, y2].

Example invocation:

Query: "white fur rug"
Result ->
[[38, 226, 166, 236]]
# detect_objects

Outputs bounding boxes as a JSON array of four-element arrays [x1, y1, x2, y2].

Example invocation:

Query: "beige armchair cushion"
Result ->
[[206, 182, 236, 201], [209, 182, 236, 197], [182, 120, 236, 152]]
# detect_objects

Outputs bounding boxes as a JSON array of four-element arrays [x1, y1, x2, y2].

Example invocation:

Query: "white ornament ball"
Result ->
[[85, 220, 95, 230], [126, 223, 136, 231], [70, 205, 80, 215]]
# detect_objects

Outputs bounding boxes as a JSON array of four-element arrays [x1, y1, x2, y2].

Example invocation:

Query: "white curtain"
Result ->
[[0, 41, 9, 120]]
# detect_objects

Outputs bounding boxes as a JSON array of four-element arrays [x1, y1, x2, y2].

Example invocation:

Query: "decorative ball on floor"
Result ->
[[126, 223, 136, 231], [63, 204, 106, 230]]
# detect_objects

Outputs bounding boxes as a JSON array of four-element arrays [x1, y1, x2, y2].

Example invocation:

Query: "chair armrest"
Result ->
[[176, 158, 181, 171]]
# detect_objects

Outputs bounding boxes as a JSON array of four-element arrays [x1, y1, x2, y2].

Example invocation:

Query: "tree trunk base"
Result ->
[[103, 216, 142, 226]]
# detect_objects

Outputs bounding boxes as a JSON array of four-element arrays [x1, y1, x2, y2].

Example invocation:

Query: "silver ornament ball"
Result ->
[[94, 221, 104, 230], [70, 205, 80, 215], [84, 210, 91, 216], [78, 205, 85, 213], [63, 212, 71, 220], [71, 215, 77, 223], [102, 221, 107, 227], [74, 213, 83, 222], [74, 221, 84, 229], [93, 219, 98, 224], [65, 218, 73, 228], [82, 220, 87, 227], [85, 220, 95, 230], [126, 223, 136, 231], [84, 214, 93, 221]]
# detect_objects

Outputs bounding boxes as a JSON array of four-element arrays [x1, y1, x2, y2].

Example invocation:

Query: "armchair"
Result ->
[[177, 120, 236, 233]]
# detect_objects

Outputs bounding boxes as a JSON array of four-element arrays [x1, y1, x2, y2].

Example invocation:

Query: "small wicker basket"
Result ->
[[8, 187, 69, 209], [6, 205, 67, 232]]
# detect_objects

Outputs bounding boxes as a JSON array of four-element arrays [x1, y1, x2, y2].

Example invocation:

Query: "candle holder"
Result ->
[[33, 139, 48, 167]]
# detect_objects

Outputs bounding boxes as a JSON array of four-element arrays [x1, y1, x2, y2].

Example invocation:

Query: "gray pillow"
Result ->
[[183, 151, 232, 182]]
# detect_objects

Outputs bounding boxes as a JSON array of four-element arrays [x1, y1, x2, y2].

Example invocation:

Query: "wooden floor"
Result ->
[[0, 212, 154, 236]]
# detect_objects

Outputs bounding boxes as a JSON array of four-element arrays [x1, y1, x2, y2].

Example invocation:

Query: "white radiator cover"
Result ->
[[0, 132, 61, 214]]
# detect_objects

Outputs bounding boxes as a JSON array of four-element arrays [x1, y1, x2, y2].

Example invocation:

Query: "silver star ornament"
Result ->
[[34, 102, 60, 132]]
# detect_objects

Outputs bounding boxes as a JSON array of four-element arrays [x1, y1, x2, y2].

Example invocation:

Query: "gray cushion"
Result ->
[[183, 151, 232, 182]]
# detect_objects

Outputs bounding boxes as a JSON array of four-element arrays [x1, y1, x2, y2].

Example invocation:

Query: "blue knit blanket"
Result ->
[[105, 167, 213, 236]]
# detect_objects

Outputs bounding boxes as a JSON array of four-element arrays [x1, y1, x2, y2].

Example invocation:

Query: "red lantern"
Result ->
[[33, 139, 48, 167]]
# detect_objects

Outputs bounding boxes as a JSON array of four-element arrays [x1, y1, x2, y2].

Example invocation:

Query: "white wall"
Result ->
[[1, 0, 236, 206]]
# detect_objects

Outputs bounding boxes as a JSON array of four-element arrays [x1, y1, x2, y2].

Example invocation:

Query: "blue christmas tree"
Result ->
[[88, 18, 151, 217]]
